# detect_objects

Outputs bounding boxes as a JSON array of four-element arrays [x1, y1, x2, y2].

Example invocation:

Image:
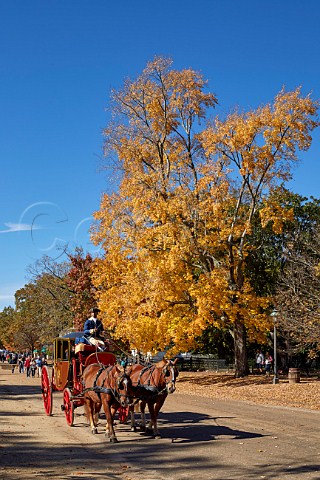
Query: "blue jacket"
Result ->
[[83, 317, 104, 337]]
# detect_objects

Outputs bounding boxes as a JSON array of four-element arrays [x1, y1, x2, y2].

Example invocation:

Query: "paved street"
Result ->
[[117, 392, 320, 480], [1, 371, 319, 480]]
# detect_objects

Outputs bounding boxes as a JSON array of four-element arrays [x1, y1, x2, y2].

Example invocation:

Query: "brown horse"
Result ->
[[127, 358, 179, 438], [82, 363, 132, 442]]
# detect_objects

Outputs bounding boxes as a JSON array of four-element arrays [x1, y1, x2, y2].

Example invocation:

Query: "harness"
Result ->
[[137, 365, 158, 392], [92, 365, 114, 395], [132, 363, 176, 398], [83, 365, 129, 404]]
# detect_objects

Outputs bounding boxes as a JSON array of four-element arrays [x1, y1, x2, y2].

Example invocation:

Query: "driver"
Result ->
[[84, 307, 105, 346]]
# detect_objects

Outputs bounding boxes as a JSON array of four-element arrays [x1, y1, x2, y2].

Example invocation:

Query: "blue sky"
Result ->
[[1, 0, 320, 310]]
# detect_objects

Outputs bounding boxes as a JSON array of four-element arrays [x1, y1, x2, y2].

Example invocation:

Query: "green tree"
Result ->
[[273, 194, 320, 357]]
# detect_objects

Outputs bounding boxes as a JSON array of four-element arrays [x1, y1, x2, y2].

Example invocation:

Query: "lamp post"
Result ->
[[271, 309, 279, 384]]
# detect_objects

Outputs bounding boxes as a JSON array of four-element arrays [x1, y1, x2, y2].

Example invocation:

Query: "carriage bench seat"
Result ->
[[75, 343, 96, 354]]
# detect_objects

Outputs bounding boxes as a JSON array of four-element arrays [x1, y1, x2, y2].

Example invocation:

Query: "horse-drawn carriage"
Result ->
[[41, 331, 121, 426], [41, 331, 179, 441]]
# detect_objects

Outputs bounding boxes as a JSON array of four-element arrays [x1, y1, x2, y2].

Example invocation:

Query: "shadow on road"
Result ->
[[1, 374, 320, 479], [153, 411, 264, 442]]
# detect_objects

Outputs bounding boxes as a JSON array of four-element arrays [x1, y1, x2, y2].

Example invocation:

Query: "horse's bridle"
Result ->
[[116, 372, 132, 407], [162, 362, 177, 394]]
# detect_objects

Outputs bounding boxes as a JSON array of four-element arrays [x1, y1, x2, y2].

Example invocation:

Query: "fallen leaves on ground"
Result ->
[[176, 372, 320, 410]]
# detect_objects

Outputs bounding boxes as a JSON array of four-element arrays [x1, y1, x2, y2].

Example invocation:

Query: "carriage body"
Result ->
[[51, 333, 116, 392], [41, 331, 117, 425]]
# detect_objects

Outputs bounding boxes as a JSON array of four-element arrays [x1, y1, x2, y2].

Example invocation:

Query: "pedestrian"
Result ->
[[255, 350, 265, 373], [31, 359, 37, 377], [120, 354, 128, 367], [35, 356, 42, 377], [18, 355, 24, 373], [24, 356, 31, 377], [264, 352, 273, 376], [20, 356, 24, 373], [11, 353, 18, 373]]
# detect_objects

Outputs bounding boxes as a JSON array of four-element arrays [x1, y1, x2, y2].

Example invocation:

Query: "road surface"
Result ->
[[0, 369, 319, 479]]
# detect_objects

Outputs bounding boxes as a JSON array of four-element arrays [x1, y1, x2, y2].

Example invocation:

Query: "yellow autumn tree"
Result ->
[[92, 57, 216, 351], [92, 57, 319, 376]]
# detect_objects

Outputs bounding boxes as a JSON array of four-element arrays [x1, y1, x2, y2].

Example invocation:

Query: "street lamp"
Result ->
[[271, 309, 279, 384]]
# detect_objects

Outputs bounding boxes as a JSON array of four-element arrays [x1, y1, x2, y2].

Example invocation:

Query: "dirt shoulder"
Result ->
[[177, 371, 320, 411]]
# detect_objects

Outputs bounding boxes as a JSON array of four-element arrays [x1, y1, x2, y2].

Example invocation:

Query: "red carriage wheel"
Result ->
[[41, 365, 53, 416], [63, 388, 74, 426], [118, 405, 129, 424]]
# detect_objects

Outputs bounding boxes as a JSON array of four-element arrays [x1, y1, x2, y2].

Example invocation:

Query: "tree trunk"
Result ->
[[233, 316, 248, 377]]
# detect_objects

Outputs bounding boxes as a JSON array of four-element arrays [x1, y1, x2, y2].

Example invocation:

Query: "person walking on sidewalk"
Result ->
[[255, 350, 265, 373], [264, 352, 273, 376], [24, 356, 31, 377], [35, 356, 42, 377]]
